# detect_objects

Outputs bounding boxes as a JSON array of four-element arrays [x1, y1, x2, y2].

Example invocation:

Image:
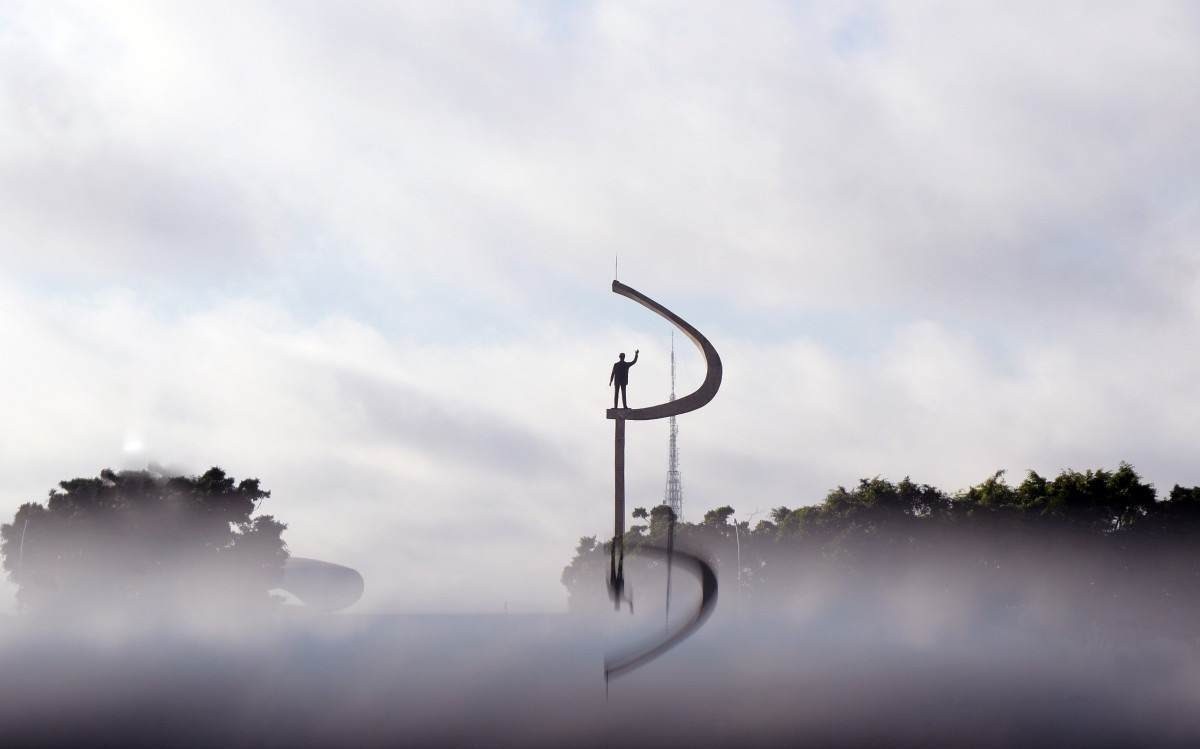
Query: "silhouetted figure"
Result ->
[[609, 350, 639, 409]]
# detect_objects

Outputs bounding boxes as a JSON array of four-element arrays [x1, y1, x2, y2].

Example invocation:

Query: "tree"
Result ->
[[0, 467, 288, 614], [703, 506, 735, 527], [648, 504, 676, 537], [562, 463, 1200, 635]]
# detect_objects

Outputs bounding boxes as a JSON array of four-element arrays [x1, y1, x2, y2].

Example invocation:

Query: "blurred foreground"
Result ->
[[2, 608, 1200, 748]]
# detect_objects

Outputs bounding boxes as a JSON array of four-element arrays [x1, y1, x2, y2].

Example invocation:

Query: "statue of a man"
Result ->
[[609, 349, 639, 409]]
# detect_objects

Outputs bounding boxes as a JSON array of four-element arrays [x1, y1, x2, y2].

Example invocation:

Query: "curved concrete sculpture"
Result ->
[[605, 280, 723, 421], [607, 279, 725, 547], [604, 279, 722, 683], [280, 557, 365, 611]]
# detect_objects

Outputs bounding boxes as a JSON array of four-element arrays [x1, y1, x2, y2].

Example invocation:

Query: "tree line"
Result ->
[[562, 463, 1200, 636], [1, 467, 287, 614]]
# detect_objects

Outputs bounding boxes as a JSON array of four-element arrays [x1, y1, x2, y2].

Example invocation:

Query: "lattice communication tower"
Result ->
[[664, 332, 683, 520]]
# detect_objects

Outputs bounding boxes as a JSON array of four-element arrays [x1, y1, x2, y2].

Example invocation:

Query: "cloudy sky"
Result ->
[[2, 1, 1199, 613]]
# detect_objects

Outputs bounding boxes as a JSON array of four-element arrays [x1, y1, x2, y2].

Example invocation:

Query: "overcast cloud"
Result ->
[[2, 1, 1199, 612]]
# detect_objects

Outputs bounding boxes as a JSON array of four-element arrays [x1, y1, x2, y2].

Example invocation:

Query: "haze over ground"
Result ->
[[2, 2, 1199, 613]]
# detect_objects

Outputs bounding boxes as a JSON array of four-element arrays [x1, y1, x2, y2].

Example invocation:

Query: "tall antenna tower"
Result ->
[[664, 331, 683, 520]]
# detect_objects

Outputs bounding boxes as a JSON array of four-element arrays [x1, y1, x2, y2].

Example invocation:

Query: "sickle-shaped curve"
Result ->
[[606, 280, 722, 420], [604, 543, 718, 683]]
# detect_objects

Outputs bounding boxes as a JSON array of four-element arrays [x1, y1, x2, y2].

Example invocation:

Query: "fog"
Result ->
[[4, 532, 1200, 747], [2, 616, 1196, 747]]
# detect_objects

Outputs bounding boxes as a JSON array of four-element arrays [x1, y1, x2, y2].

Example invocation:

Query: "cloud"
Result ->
[[5, 3, 1197, 310], [333, 368, 572, 479], [1, 2, 1199, 612]]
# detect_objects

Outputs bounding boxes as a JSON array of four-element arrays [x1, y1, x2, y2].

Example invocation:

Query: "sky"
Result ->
[[1, 1, 1199, 613]]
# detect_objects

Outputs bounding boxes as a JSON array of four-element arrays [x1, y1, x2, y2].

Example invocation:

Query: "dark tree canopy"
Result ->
[[0, 467, 288, 614], [562, 463, 1200, 636], [702, 505, 734, 527]]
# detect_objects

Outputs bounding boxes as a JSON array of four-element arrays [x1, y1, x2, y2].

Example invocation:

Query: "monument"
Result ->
[[604, 279, 722, 681]]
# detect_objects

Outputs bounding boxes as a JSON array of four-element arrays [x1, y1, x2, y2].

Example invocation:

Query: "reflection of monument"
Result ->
[[279, 557, 364, 611], [604, 279, 722, 681]]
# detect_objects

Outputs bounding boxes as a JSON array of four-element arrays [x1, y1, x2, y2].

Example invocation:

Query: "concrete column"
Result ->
[[614, 416, 625, 540]]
